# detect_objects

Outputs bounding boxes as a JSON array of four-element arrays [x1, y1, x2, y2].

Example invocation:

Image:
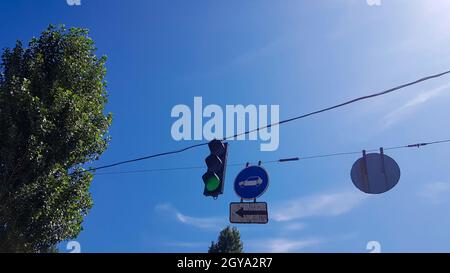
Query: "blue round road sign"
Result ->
[[234, 166, 269, 199]]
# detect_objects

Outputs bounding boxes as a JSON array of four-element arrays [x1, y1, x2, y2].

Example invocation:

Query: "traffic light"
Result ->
[[203, 139, 228, 198]]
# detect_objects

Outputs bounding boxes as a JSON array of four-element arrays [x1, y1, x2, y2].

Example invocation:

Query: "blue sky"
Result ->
[[2, 0, 450, 252]]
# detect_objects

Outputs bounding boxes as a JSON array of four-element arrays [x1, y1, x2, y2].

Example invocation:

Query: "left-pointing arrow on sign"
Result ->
[[235, 207, 267, 218], [229, 202, 268, 224]]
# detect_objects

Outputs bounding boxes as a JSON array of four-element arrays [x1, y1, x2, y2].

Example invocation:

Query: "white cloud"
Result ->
[[283, 222, 307, 231], [247, 238, 321, 253], [366, 0, 381, 6], [272, 191, 366, 222], [418, 182, 450, 204], [155, 203, 224, 230], [383, 82, 450, 128]]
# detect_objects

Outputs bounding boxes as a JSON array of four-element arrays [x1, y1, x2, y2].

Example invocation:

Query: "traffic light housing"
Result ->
[[203, 139, 228, 198]]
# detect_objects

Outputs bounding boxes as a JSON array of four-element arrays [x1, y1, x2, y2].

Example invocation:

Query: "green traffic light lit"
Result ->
[[205, 175, 220, 191], [203, 141, 228, 198]]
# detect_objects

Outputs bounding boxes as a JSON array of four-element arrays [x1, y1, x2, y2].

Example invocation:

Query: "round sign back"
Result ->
[[351, 153, 401, 194]]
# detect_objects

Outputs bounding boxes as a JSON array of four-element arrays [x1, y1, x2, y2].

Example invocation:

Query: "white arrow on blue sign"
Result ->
[[234, 166, 269, 200]]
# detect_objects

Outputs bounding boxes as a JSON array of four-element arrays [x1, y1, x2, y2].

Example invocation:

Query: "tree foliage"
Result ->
[[208, 226, 243, 253], [0, 25, 112, 252]]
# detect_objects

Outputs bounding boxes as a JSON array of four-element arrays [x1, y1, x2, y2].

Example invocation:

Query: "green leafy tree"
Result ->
[[0, 25, 112, 252], [208, 226, 243, 253]]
